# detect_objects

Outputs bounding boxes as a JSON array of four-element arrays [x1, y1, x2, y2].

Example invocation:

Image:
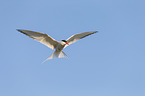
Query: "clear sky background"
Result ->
[[0, 0, 145, 96]]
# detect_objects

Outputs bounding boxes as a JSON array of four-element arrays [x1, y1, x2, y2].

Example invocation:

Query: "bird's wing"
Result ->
[[65, 31, 98, 48], [17, 29, 58, 50]]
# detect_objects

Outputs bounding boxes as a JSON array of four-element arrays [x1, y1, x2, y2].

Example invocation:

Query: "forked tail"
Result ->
[[42, 50, 68, 63]]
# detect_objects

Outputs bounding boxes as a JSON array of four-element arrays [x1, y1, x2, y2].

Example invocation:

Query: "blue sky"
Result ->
[[0, 0, 145, 96]]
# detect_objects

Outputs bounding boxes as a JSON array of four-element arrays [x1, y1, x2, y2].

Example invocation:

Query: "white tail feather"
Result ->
[[42, 50, 68, 63]]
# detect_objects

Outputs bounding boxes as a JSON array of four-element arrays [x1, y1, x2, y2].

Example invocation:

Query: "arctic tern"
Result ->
[[17, 29, 98, 63]]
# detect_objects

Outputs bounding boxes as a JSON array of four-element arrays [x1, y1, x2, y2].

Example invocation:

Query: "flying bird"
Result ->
[[17, 29, 98, 63]]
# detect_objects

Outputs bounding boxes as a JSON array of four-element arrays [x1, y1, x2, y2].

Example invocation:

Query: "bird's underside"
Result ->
[[17, 29, 98, 63]]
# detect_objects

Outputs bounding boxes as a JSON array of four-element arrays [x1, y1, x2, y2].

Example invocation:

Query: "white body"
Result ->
[[55, 41, 66, 51]]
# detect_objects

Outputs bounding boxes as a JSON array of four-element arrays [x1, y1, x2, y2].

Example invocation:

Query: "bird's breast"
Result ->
[[55, 43, 65, 51]]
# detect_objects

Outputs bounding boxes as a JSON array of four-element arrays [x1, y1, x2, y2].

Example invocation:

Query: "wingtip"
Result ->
[[16, 29, 22, 32], [90, 31, 98, 33], [90, 31, 98, 34], [16, 29, 25, 34], [94, 31, 99, 33]]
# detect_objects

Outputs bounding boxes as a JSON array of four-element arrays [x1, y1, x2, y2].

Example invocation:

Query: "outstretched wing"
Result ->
[[65, 31, 98, 47], [17, 29, 58, 50]]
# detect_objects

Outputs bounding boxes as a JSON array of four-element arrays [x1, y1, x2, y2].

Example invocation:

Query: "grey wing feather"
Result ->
[[66, 31, 98, 45], [17, 29, 58, 50]]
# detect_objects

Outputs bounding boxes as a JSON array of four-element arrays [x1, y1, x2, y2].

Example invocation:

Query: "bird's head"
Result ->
[[61, 40, 69, 45]]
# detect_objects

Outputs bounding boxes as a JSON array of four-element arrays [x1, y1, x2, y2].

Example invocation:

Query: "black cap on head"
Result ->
[[61, 40, 67, 42]]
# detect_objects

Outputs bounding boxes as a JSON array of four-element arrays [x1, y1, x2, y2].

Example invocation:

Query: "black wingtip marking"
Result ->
[[80, 31, 98, 39], [16, 29, 20, 31], [16, 29, 24, 33], [17, 29, 36, 39], [95, 31, 99, 33]]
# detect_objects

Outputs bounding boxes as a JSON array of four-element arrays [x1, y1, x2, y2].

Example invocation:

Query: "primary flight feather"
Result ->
[[17, 29, 98, 63]]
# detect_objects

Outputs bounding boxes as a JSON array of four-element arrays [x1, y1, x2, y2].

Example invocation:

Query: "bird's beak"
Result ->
[[66, 42, 69, 45]]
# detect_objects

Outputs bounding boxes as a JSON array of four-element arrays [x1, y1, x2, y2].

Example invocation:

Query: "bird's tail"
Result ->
[[42, 50, 68, 63]]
